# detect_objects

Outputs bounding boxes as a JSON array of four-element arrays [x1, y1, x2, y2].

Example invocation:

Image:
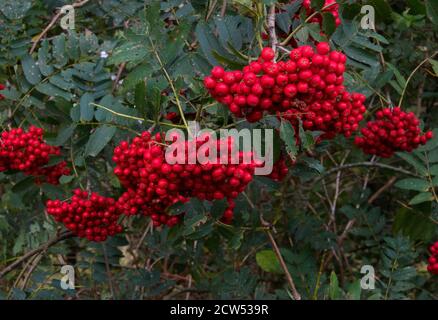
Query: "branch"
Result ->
[[313, 161, 419, 186], [29, 0, 91, 54], [267, 5, 278, 54], [399, 51, 438, 107], [0, 231, 74, 279], [244, 193, 301, 300]]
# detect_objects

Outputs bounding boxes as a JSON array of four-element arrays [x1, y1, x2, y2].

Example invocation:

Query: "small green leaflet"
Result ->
[[280, 118, 298, 159]]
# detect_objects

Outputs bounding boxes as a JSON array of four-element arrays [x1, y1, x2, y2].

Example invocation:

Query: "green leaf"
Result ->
[[409, 192, 434, 205], [84, 125, 117, 157], [429, 164, 438, 176], [368, 0, 393, 23], [426, 0, 438, 24], [394, 178, 429, 192], [346, 281, 361, 300], [279, 119, 298, 159], [396, 152, 428, 176], [322, 12, 336, 36], [429, 59, 438, 76], [59, 175, 74, 184], [255, 250, 282, 274], [311, 0, 325, 11], [407, 0, 427, 15], [393, 206, 435, 241], [0, 0, 32, 19], [386, 63, 407, 89], [211, 199, 228, 219], [80, 93, 95, 122], [108, 42, 148, 66], [134, 82, 147, 119], [21, 55, 42, 85], [329, 271, 342, 300], [122, 63, 154, 90], [298, 120, 314, 150], [302, 157, 324, 173]]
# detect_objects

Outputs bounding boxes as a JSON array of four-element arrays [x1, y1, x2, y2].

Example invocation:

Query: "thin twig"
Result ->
[[280, 2, 337, 46], [30, 0, 91, 54], [102, 243, 116, 299], [399, 51, 438, 107], [244, 193, 301, 300], [313, 161, 419, 186], [0, 231, 74, 279], [368, 176, 397, 204], [112, 62, 126, 93], [220, 0, 227, 17]]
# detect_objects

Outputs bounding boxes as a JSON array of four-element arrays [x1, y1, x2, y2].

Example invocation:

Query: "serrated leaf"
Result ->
[[396, 152, 428, 176], [409, 192, 433, 205], [84, 125, 116, 157], [21, 55, 42, 85], [393, 207, 435, 241], [322, 12, 336, 36], [329, 271, 342, 300], [394, 178, 429, 191], [0, 0, 31, 19], [80, 93, 94, 122], [346, 281, 361, 300], [429, 164, 438, 176], [35, 83, 72, 100], [211, 199, 228, 219], [429, 59, 438, 76], [426, 0, 438, 25], [280, 119, 298, 159], [108, 42, 148, 66]]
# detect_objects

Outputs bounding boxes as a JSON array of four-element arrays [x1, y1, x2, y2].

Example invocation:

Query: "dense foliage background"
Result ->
[[1, 0, 438, 300]]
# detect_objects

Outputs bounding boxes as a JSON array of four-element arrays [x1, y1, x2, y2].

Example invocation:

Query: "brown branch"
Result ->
[[368, 176, 397, 204], [29, 0, 91, 54], [112, 62, 126, 93], [0, 231, 74, 279], [220, 0, 227, 17]]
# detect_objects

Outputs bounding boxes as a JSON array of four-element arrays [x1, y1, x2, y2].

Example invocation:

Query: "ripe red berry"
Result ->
[[316, 42, 330, 55], [261, 47, 275, 61], [211, 66, 225, 79]]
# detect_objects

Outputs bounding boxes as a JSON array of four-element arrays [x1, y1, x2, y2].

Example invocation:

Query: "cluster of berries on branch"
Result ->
[[427, 241, 438, 275], [204, 43, 366, 140], [113, 131, 259, 227], [0, 126, 70, 184], [354, 107, 433, 158], [46, 189, 123, 242]]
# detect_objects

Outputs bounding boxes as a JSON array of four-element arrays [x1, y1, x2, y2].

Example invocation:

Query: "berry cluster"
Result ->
[[301, 0, 341, 28], [113, 132, 258, 226], [0, 126, 70, 184], [204, 43, 366, 139], [46, 189, 123, 242], [0, 83, 5, 100], [354, 107, 433, 158], [427, 241, 438, 275]]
